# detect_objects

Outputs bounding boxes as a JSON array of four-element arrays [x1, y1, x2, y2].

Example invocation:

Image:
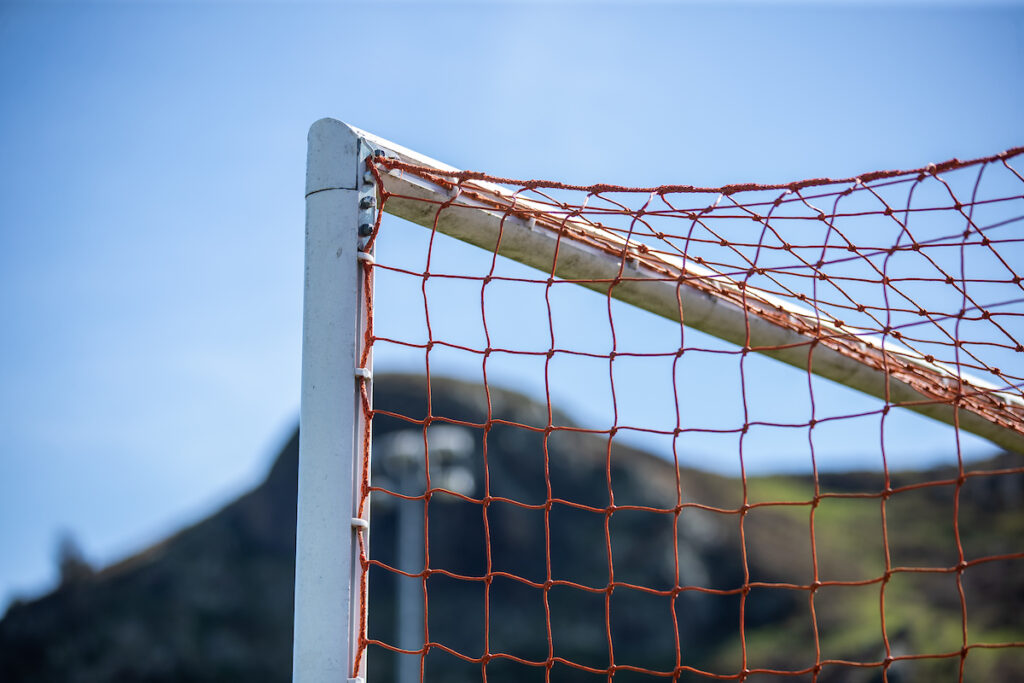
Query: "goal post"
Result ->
[[294, 119, 375, 683], [295, 118, 1024, 682], [351, 122, 1024, 454]]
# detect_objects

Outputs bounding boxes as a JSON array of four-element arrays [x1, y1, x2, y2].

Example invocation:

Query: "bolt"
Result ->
[[359, 195, 375, 210], [359, 223, 374, 237]]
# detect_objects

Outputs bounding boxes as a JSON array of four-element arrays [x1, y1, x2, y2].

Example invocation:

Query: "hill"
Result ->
[[1, 375, 1021, 681]]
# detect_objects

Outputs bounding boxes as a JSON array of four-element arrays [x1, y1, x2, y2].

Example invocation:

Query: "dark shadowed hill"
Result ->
[[1, 375, 1021, 682], [0, 430, 300, 682]]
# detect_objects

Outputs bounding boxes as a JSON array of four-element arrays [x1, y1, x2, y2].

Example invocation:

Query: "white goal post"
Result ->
[[295, 120, 376, 683], [293, 118, 1024, 683]]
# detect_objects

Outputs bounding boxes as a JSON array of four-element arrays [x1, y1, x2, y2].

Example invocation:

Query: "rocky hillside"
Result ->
[[1, 375, 1021, 682]]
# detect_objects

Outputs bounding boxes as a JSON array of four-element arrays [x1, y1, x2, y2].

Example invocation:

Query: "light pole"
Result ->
[[375, 425, 475, 683]]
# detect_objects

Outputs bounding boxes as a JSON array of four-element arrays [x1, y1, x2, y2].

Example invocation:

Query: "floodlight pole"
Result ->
[[295, 119, 375, 683], [375, 426, 474, 683]]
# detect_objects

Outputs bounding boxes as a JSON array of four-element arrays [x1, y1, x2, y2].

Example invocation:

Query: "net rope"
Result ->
[[353, 147, 1024, 681]]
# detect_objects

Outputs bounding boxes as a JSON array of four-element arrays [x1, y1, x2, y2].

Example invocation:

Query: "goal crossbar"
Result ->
[[350, 122, 1024, 455]]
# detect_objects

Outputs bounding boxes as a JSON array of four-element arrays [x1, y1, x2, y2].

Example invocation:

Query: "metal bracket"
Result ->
[[357, 140, 378, 257]]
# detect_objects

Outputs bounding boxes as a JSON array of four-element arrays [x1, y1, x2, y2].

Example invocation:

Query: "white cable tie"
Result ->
[[351, 518, 369, 532], [357, 251, 375, 265], [348, 678, 365, 683], [354, 367, 372, 381]]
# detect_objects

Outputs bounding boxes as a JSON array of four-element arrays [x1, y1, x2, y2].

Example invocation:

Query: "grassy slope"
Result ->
[[710, 462, 1024, 682]]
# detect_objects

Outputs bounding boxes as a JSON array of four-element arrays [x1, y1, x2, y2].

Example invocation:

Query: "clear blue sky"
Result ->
[[1, 0, 1021, 612]]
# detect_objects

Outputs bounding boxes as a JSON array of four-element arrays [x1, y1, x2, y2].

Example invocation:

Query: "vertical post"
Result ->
[[295, 119, 373, 683], [395, 467, 424, 683]]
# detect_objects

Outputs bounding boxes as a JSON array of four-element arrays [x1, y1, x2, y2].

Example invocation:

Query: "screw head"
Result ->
[[358, 223, 373, 237], [359, 195, 375, 209]]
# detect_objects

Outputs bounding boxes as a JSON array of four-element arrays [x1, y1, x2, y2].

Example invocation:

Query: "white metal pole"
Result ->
[[345, 125, 1024, 455], [295, 118, 374, 683]]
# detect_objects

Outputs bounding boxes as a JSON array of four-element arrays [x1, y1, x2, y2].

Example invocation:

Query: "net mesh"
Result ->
[[352, 147, 1024, 681]]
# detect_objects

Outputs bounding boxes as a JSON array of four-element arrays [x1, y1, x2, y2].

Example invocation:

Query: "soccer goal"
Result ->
[[295, 118, 1024, 682]]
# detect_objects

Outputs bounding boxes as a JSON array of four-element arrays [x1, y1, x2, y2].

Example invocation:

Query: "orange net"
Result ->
[[353, 148, 1024, 681]]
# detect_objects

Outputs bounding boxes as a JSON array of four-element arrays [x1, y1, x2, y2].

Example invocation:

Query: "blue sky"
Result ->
[[1, 0, 1021, 612]]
